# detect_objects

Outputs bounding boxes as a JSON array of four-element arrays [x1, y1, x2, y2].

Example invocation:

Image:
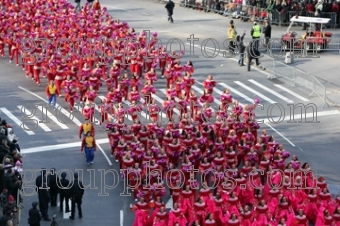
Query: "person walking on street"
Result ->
[[47, 168, 59, 207], [58, 172, 70, 213], [28, 202, 41, 226], [165, 0, 175, 23], [45, 80, 58, 111], [81, 131, 96, 165], [35, 169, 51, 221], [246, 41, 262, 72], [251, 21, 261, 51], [227, 25, 237, 54], [263, 19, 271, 48], [75, 0, 81, 11], [69, 173, 84, 220], [236, 30, 246, 66], [79, 118, 95, 139]]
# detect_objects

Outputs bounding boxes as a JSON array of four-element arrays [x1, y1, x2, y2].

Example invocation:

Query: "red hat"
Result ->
[[8, 195, 14, 202]]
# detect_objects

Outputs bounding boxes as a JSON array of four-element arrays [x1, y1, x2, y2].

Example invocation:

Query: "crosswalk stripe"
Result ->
[[213, 88, 245, 107], [17, 106, 52, 132], [248, 79, 294, 103], [191, 85, 220, 108], [35, 106, 69, 129], [0, 108, 35, 135], [274, 84, 309, 102], [234, 81, 277, 104], [219, 83, 253, 103]]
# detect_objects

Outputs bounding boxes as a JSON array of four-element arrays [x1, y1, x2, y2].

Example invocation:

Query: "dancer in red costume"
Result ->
[[203, 75, 216, 94]]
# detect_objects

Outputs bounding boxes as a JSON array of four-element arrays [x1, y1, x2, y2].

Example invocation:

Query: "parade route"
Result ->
[[1, 0, 340, 225]]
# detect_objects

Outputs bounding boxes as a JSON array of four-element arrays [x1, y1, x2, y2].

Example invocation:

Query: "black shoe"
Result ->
[[66, 210, 70, 213], [79, 215, 83, 219], [44, 218, 51, 221], [69, 216, 75, 220]]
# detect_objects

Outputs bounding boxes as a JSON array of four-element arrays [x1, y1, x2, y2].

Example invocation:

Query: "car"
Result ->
[[281, 16, 332, 52]]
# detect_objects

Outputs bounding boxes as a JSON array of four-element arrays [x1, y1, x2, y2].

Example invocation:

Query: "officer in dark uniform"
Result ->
[[35, 169, 51, 221], [28, 202, 41, 226], [246, 41, 260, 72], [165, 0, 175, 23], [58, 172, 70, 213], [69, 173, 84, 220], [48, 168, 59, 207]]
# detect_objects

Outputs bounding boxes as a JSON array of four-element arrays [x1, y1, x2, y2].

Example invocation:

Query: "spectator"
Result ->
[[315, 0, 323, 16], [236, 30, 246, 66], [2, 169, 14, 196], [48, 168, 59, 207], [263, 19, 272, 47], [0, 211, 13, 226], [2, 195, 16, 216]]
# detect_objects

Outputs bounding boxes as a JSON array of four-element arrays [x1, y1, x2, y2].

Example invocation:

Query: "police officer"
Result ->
[[251, 21, 261, 51], [28, 202, 41, 226], [246, 41, 261, 72], [69, 173, 84, 220], [35, 169, 51, 221], [58, 172, 70, 213], [48, 168, 59, 207], [165, 0, 175, 23]]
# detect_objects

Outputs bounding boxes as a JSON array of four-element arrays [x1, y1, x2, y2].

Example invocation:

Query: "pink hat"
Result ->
[[16, 160, 21, 166]]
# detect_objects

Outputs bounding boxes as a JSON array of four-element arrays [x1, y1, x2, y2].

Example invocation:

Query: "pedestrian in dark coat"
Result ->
[[35, 169, 51, 221], [69, 173, 84, 220], [58, 172, 70, 213], [28, 202, 41, 226], [165, 0, 175, 23], [246, 41, 260, 71], [48, 168, 59, 207]]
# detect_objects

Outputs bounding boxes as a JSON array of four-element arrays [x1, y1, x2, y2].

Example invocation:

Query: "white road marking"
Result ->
[[218, 83, 253, 103], [234, 81, 277, 104], [21, 138, 110, 154], [248, 79, 294, 103], [0, 108, 35, 135], [17, 106, 52, 132], [35, 105, 69, 129], [63, 200, 72, 219], [274, 84, 309, 102], [165, 197, 173, 209], [18, 86, 82, 126], [212, 87, 244, 107], [120, 210, 124, 226]]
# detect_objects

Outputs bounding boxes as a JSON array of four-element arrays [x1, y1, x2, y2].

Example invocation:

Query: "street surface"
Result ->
[[0, 0, 340, 225]]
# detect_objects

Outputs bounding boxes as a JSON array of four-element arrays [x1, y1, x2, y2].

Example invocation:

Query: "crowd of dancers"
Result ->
[[1, 0, 340, 225]]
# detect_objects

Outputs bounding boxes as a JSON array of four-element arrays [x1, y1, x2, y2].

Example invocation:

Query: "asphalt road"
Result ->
[[1, 0, 340, 225]]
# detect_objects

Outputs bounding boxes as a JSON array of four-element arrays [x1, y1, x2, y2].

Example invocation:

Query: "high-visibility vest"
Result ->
[[252, 25, 261, 38]]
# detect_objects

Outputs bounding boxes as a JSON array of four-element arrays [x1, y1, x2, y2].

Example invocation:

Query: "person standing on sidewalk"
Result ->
[[236, 30, 246, 66], [45, 80, 58, 111], [263, 19, 271, 48], [81, 131, 96, 165], [250, 21, 261, 51], [165, 0, 175, 23], [69, 173, 84, 220]]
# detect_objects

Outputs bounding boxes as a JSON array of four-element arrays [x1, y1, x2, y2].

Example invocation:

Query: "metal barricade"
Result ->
[[271, 60, 296, 82], [326, 88, 340, 107]]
